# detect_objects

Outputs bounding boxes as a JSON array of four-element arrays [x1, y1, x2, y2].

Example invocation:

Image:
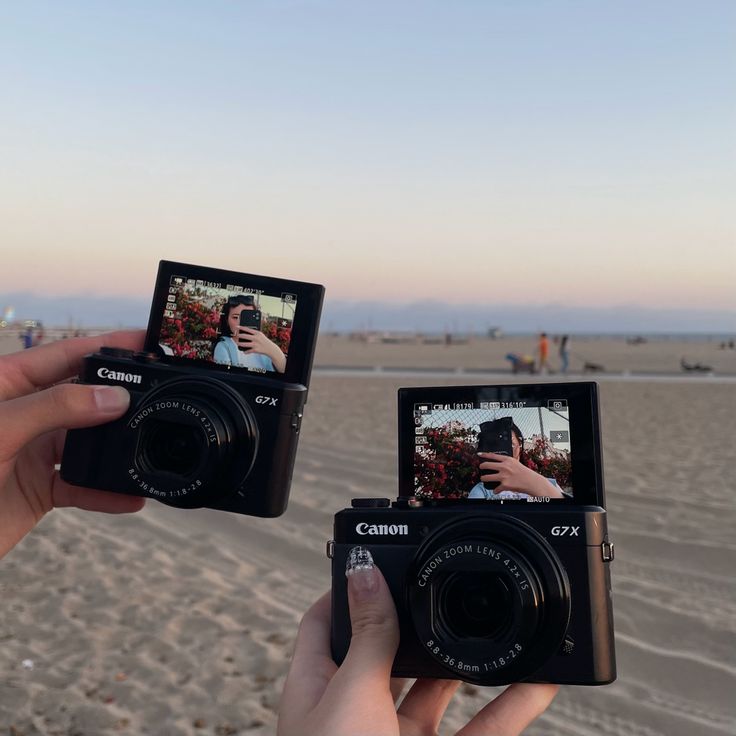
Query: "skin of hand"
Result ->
[[237, 327, 287, 373], [278, 551, 558, 736], [478, 452, 564, 498], [0, 331, 147, 559]]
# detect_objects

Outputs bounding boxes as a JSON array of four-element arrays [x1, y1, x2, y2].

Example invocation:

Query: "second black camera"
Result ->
[[330, 382, 616, 685]]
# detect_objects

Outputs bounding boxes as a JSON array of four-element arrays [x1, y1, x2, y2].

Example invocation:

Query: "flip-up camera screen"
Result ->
[[144, 261, 324, 386], [398, 383, 604, 506]]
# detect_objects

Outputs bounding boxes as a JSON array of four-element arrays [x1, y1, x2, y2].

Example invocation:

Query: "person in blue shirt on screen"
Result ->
[[213, 294, 286, 373]]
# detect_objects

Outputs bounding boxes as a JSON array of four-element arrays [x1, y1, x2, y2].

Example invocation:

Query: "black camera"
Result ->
[[60, 261, 324, 517], [330, 382, 616, 685]]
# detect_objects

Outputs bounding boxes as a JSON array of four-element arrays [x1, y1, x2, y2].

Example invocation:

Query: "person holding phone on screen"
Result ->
[[213, 294, 286, 373], [468, 418, 565, 500]]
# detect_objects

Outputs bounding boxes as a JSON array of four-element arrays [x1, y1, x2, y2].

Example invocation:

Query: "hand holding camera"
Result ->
[[279, 549, 559, 736], [0, 332, 147, 559], [60, 261, 324, 518]]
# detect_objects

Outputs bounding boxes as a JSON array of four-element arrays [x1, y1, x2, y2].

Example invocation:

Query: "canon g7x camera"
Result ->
[[61, 260, 324, 517], [330, 382, 616, 685]]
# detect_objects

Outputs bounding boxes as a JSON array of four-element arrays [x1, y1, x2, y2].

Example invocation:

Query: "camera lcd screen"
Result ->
[[398, 383, 604, 507], [144, 261, 324, 386]]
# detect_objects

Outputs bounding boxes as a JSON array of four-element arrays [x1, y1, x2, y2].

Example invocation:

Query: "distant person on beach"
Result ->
[[213, 294, 286, 373], [559, 334, 570, 373], [20, 326, 33, 349], [0, 331, 146, 560], [33, 322, 45, 347], [537, 332, 549, 373], [505, 353, 535, 374], [279, 551, 558, 735], [467, 420, 565, 500]]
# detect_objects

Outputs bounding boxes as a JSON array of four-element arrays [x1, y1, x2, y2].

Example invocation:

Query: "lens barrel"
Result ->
[[407, 514, 570, 685], [127, 376, 259, 507]]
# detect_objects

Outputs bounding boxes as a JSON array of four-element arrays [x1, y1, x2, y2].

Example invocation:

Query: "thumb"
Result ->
[[340, 546, 399, 684], [0, 383, 131, 457]]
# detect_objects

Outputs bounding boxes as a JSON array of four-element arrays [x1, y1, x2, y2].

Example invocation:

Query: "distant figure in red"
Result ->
[[537, 332, 550, 374], [33, 322, 45, 347]]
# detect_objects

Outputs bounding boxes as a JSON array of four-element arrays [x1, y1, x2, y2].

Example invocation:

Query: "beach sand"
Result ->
[[313, 334, 736, 375], [1, 338, 735, 734]]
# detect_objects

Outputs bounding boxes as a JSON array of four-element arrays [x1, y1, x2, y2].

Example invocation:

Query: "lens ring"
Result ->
[[127, 376, 259, 507], [406, 514, 570, 685]]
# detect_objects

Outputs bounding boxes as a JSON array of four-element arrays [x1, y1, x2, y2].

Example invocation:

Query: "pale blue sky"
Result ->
[[1, 1, 734, 311]]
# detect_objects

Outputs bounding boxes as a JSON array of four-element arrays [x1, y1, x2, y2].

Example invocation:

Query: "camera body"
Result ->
[[330, 381, 616, 685], [61, 349, 305, 516], [61, 260, 324, 517], [330, 501, 615, 685]]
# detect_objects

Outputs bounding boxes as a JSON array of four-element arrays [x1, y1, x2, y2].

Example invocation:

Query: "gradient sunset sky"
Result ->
[[1, 1, 734, 311]]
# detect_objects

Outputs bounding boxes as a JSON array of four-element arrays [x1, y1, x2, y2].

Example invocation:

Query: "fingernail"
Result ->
[[93, 386, 131, 413], [346, 546, 379, 599]]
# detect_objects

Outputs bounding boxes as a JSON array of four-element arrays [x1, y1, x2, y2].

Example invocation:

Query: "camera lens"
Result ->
[[128, 376, 259, 507], [439, 572, 513, 640], [408, 514, 570, 685], [139, 420, 205, 478]]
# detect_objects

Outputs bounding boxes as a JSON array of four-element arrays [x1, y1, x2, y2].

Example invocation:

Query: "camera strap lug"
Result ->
[[326, 540, 335, 559], [601, 540, 614, 562]]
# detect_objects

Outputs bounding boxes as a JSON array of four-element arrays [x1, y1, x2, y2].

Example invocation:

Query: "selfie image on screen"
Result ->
[[157, 276, 297, 375], [413, 402, 572, 501]]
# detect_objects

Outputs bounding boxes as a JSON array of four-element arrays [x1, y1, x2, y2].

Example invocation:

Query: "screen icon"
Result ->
[[548, 399, 568, 411], [550, 430, 570, 444]]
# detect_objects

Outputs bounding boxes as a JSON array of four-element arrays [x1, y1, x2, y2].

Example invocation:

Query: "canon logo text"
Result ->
[[97, 367, 142, 385], [356, 523, 409, 536]]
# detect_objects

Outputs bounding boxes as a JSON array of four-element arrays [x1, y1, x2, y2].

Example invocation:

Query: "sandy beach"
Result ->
[[1, 336, 735, 735]]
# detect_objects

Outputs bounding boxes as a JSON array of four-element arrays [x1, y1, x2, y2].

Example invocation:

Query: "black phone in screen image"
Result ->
[[238, 308, 263, 344], [478, 417, 513, 490]]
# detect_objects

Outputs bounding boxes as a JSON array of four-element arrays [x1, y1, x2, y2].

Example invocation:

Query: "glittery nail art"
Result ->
[[345, 545, 374, 576]]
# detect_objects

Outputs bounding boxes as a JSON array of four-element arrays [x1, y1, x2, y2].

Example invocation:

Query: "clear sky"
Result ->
[[1, 0, 734, 311]]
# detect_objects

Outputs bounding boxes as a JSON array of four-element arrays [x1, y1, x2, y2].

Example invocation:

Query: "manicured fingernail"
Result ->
[[346, 546, 379, 598], [93, 386, 131, 413]]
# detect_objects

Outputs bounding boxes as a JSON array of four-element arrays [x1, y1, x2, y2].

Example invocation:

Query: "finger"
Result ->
[[480, 473, 502, 483], [51, 475, 146, 513], [279, 593, 337, 728], [398, 678, 460, 732], [456, 682, 559, 736], [0, 330, 145, 401], [478, 453, 508, 461], [328, 546, 399, 696], [0, 383, 131, 458]]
